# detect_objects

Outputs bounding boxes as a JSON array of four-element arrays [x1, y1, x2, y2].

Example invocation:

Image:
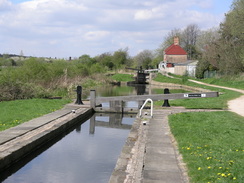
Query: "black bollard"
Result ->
[[75, 86, 84, 105], [162, 88, 170, 107]]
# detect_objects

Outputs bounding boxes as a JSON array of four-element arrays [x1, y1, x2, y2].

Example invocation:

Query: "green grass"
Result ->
[[153, 74, 242, 109], [169, 112, 244, 183], [198, 76, 244, 90], [159, 73, 244, 90], [111, 73, 134, 82], [0, 99, 71, 131], [152, 88, 191, 94]]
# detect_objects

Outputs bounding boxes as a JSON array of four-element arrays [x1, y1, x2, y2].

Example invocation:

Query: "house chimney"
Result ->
[[174, 36, 179, 45]]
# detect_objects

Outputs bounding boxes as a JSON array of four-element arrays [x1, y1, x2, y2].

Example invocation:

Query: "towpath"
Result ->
[[188, 79, 244, 117]]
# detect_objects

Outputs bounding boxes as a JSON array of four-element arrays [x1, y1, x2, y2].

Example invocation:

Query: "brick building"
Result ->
[[164, 36, 187, 63]]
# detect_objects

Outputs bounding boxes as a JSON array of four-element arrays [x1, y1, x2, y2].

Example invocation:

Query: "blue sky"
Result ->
[[0, 0, 233, 58]]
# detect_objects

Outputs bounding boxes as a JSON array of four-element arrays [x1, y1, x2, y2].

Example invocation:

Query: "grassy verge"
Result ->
[[197, 75, 244, 90], [0, 98, 71, 131], [111, 73, 134, 82], [162, 73, 244, 90], [153, 74, 242, 109], [169, 112, 244, 183]]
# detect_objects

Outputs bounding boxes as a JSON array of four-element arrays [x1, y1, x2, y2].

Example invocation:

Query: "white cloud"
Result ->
[[83, 31, 110, 41], [0, 0, 232, 57]]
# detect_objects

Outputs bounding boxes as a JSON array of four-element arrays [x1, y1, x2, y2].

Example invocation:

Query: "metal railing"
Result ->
[[139, 98, 153, 118]]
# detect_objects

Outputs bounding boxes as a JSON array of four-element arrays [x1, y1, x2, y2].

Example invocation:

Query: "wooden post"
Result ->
[[90, 90, 96, 109]]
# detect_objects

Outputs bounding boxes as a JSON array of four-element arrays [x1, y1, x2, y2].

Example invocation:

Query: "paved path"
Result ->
[[142, 110, 184, 183]]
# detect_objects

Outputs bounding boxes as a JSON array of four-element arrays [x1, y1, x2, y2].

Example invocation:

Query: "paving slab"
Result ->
[[142, 110, 184, 183]]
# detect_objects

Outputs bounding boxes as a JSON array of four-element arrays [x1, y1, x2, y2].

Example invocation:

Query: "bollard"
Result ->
[[75, 86, 84, 105], [90, 90, 96, 109], [162, 88, 170, 107]]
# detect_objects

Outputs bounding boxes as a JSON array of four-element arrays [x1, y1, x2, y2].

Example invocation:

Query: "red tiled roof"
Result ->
[[165, 44, 187, 55]]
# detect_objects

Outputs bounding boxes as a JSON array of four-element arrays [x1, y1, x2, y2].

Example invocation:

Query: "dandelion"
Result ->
[[208, 166, 211, 169], [219, 167, 222, 169], [187, 147, 191, 150], [233, 177, 237, 180], [198, 167, 201, 170], [221, 173, 227, 177]]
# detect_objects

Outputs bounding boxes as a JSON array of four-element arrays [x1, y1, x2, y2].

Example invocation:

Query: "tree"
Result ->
[[181, 24, 200, 59], [78, 54, 96, 66], [95, 52, 114, 70], [133, 50, 153, 69], [217, 0, 244, 75], [156, 28, 182, 60], [112, 48, 129, 69]]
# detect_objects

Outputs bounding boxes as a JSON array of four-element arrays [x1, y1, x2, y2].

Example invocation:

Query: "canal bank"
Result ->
[[0, 100, 223, 182], [0, 101, 93, 172], [110, 108, 224, 183]]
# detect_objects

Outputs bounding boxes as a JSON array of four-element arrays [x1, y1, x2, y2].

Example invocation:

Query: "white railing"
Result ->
[[139, 98, 153, 118]]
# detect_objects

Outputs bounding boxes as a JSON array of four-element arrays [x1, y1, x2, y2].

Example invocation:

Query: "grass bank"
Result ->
[[0, 99, 71, 131], [153, 74, 242, 109], [111, 73, 134, 82], [198, 75, 244, 90], [169, 112, 244, 183]]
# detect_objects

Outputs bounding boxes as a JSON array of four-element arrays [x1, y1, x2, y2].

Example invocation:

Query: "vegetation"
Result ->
[[169, 112, 244, 183], [153, 74, 241, 109], [197, 75, 244, 90], [111, 73, 134, 82], [0, 98, 71, 131], [0, 57, 108, 101]]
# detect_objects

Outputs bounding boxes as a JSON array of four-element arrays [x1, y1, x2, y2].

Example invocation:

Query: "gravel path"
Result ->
[[189, 79, 244, 117]]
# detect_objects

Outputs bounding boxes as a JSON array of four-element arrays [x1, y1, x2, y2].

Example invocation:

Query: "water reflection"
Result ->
[[1, 114, 135, 183]]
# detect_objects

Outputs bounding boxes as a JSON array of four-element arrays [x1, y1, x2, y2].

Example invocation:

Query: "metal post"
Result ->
[[162, 88, 170, 107], [75, 86, 84, 105], [90, 90, 96, 109]]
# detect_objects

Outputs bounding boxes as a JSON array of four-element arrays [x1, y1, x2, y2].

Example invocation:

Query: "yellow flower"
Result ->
[[198, 167, 201, 170], [208, 166, 211, 169], [187, 147, 191, 150], [233, 177, 237, 180], [219, 167, 222, 169]]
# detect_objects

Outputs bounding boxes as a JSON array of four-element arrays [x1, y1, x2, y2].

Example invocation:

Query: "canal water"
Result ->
[[0, 84, 189, 183], [1, 113, 135, 183]]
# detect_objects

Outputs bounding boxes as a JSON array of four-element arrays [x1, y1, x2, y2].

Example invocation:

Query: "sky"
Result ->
[[0, 0, 233, 58]]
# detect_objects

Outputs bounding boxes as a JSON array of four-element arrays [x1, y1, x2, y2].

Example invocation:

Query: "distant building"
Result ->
[[164, 36, 187, 63], [159, 37, 198, 77]]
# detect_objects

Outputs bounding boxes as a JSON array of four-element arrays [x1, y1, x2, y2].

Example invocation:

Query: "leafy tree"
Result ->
[[133, 50, 153, 69], [112, 48, 129, 69], [78, 54, 96, 66], [217, 0, 244, 75], [95, 52, 114, 70], [181, 24, 201, 59]]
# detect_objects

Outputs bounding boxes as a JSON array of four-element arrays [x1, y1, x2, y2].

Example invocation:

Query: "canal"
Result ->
[[0, 84, 190, 183]]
